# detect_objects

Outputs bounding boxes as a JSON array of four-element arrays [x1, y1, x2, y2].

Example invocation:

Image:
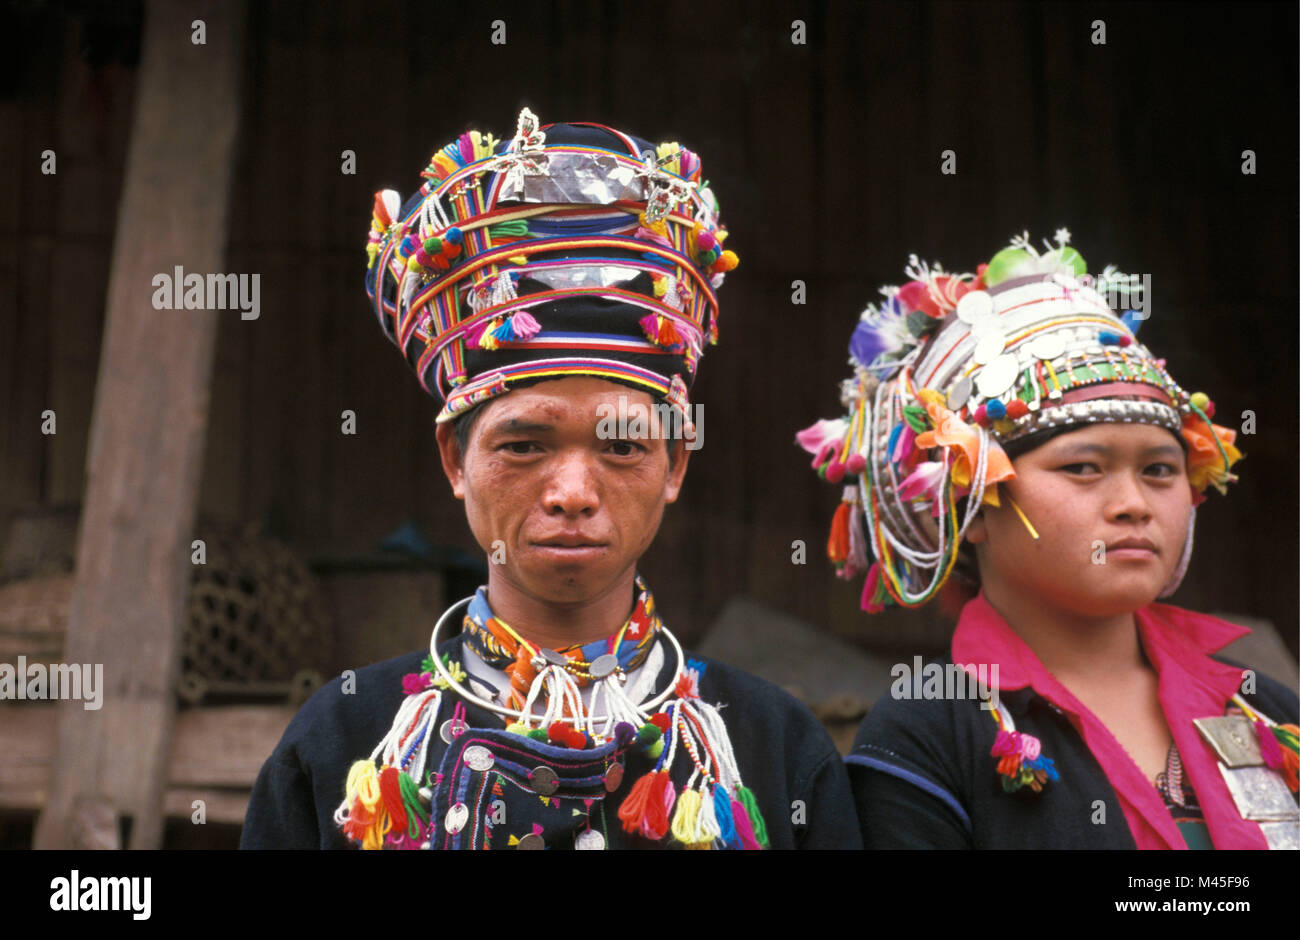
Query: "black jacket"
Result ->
[[847, 655, 1298, 849], [242, 633, 862, 849]]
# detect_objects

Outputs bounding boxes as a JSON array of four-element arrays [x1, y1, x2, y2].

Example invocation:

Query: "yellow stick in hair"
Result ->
[[1005, 493, 1040, 540]]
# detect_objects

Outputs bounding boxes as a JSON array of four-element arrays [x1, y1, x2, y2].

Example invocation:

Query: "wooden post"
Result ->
[[33, 0, 245, 849]]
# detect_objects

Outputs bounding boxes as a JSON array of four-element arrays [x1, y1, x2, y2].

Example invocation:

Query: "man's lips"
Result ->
[[531, 537, 609, 548]]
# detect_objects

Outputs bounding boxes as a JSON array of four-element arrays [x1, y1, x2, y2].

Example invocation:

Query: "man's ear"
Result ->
[[663, 439, 690, 504], [434, 421, 467, 500]]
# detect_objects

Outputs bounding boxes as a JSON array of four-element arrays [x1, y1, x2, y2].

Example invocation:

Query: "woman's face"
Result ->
[[967, 422, 1193, 618]]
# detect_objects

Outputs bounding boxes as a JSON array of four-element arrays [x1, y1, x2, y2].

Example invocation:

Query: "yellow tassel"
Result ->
[[342, 759, 390, 849], [670, 788, 703, 846], [478, 318, 502, 351], [656, 141, 681, 176]]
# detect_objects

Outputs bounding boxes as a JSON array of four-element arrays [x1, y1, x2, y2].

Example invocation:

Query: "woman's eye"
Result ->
[[1145, 462, 1179, 478], [1059, 462, 1100, 474]]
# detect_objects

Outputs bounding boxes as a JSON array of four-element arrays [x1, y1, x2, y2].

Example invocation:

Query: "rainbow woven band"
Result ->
[[799, 230, 1244, 613], [363, 108, 737, 423]]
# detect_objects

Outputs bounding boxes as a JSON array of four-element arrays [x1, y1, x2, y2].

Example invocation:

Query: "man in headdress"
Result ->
[[241, 109, 860, 850]]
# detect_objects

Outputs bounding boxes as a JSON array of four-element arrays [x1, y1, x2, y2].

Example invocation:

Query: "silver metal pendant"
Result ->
[[1217, 765, 1300, 822], [1258, 820, 1300, 850], [530, 765, 559, 796], [1194, 716, 1264, 767], [464, 745, 495, 772], [444, 801, 469, 835]]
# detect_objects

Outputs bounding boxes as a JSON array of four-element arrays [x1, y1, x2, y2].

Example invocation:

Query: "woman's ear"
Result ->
[[965, 511, 988, 545]]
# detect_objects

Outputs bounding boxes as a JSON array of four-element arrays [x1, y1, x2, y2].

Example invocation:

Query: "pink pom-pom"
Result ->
[[510, 311, 541, 341], [846, 453, 866, 474], [991, 729, 1018, 756]]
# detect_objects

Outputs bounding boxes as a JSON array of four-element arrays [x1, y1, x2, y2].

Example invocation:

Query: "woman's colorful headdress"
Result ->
[[364, 108, 737, 423], [800, 230, 1243, 614]]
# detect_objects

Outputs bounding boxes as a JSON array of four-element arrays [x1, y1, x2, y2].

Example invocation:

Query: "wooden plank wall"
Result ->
[[3, 1, 1296, 660]]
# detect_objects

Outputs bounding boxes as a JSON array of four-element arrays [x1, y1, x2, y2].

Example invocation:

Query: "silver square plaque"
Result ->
[[1218, 764, 1300, 822]]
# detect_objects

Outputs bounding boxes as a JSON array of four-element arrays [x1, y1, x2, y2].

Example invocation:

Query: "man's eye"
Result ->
[[608, 440, 646, 457], [500, 441, 539, 455]]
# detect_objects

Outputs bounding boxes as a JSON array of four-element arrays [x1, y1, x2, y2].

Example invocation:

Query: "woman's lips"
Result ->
[[1106, 539, 1158, 561]]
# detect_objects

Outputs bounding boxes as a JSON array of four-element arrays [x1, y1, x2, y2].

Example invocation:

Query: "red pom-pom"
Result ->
[[648, 712, 671, 733], [547, 723, 569, 744], [1005, 399, 1029, 419], [825, 459, 846, 483], [974, 404, 990, 427], [1118, 335, 1132, 347]]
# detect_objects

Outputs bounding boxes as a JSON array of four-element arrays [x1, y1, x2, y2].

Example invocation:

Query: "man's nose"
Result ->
[[543, 450, 600, 516]]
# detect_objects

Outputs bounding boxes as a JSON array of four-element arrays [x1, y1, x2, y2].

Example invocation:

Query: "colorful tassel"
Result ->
[[339, 759, 388, 850], [378, 766, 408, 835], [669, 786, 707, 848], [711, 783, 739, 849], [639, 312, 684, 350], [641, 771, 677, 840], [729, 795, 762, 850], [734, 785, 770, 848], [1257, 719, 1283, 769], [827, 501, 851, 566], [616, 771, 657, 835]]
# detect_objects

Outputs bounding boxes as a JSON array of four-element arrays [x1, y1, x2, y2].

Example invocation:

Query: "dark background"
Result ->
[[2, 0, 1296, 659]]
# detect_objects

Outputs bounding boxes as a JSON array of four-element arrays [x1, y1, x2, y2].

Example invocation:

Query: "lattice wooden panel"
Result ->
[[181, 524, 332, 704]]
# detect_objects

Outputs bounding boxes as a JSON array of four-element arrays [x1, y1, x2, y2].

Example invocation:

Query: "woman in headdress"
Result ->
[[802, 231, 1298, 849]]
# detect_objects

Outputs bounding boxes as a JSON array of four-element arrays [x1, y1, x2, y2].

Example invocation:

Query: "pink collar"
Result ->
[[953, 593, 1268, 850]]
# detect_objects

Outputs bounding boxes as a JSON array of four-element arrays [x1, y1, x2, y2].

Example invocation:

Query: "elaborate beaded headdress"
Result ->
[[364, 108, 737, 423], [800, 230, 1243, 613]]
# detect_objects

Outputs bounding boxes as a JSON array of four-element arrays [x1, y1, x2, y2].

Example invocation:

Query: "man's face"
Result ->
[[436, 377, 689, 606], [968, 422, 1193, 618]]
